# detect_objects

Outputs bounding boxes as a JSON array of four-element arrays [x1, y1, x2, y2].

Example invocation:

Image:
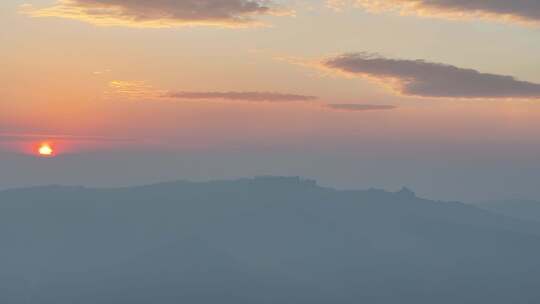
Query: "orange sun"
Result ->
[[38, 143, 54, 156]]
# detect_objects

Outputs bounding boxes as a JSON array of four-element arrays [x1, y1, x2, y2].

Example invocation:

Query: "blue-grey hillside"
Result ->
[[476, 199, 540, 222], [1, 177, 540, 304]]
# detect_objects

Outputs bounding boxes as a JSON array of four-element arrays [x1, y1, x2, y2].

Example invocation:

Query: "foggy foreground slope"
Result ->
[[476, 199, 540, 222], [2, 176, 540, 304]]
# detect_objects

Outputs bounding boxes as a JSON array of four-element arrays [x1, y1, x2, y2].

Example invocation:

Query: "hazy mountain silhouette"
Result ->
[[2, 176, 540, 303], [476, 199, 540, 222]]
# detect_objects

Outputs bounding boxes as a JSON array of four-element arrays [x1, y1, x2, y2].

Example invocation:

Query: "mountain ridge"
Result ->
[[2, 176, 540, 303]]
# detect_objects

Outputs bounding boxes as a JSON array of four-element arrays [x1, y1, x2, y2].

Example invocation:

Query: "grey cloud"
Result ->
[[326, 104, 397, 111], [26, 0, 287, 27], [323, 53, 540, 99], [164, 91, 318, 102], [352, 0, 540, 25]]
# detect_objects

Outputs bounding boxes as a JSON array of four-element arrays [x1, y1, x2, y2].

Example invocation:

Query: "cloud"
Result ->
[[0, 133, 133, 143], [337, 0, 540, 26], [23, 0, 290, 28], [107, 80, 163, 99], [164, 91, 318, 102], [106, 79, 396, 111], [326, 104, 397, 111], [93, 69, 111, 75], [323, 53, 540, 99], [106, 81, 316, 102]]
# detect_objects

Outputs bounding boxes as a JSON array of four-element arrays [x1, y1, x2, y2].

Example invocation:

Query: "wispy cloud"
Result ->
[[106, 80, 316, 102], [22, 0, 291, 28], [164, 91, 318, 102], [0, 133, 134, 143], [333, 0, 540, 26], [93, 69, 111, 75], [107, 80, 395, 113], [107, 80, 163, 99], [323, 53, 540, 99], [325, 104, 397, 111]]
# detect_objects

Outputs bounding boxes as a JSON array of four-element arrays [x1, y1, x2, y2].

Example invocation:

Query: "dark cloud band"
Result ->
[[25, 0, 287, 28], [164, 91, 318, 102], [323, 53, 540, 99], [347, 0, 540, 25], [326, 104, 397, 111]]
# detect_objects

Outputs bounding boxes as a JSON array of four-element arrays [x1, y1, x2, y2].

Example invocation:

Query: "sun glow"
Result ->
[[38, 143, 54, 156]]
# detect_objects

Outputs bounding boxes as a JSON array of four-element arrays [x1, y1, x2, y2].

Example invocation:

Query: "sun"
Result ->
[[38, 143, 54, 156]]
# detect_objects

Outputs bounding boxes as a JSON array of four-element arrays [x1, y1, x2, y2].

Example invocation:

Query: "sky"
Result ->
[[1, 0, 540, 201]]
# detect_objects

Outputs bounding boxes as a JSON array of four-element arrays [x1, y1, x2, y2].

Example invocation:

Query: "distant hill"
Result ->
[[476, 199, 540, 222], [2, 176, 540, 304]]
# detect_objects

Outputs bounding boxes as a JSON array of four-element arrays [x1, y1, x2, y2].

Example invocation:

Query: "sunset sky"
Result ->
[[2, 0, 540, 201]]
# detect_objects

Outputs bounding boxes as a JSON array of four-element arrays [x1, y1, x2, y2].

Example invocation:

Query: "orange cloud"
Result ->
[[107, 80, 162, 99]]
